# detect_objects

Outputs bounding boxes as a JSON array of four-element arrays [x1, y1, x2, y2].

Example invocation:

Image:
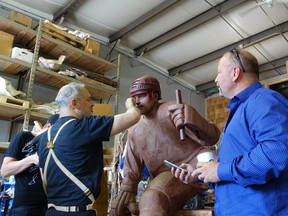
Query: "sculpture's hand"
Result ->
[[168, 103, 185, 131], [110, 191, 139, 216]]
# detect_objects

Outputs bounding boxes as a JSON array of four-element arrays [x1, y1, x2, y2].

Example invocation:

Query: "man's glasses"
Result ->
[[230, 47, 246, 72]]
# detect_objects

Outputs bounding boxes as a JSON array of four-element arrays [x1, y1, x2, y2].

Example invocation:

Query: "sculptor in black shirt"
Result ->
[[1, 114, 59, 216]]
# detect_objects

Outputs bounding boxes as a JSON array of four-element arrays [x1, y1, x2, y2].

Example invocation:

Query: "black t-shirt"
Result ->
[[5, 131, 47, 208], [38, 116, 113, 216]]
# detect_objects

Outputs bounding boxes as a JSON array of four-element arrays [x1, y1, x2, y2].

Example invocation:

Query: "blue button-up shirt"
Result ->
[[215, 82, 288, 215]]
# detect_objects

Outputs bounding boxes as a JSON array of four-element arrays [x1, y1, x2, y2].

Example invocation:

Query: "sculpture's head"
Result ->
[[130, 75, 161, 100]]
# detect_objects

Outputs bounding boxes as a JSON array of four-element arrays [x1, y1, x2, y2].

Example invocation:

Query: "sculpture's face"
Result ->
[[132, 91, 158, 115]]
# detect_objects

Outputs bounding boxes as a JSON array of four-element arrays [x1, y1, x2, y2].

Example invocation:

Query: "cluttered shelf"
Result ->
[[0, 53, 116, 100], [0, 54, 31, 74], [0, 11, 120, 133], [38, 32, 117, 75], [0, 93, 52, 125], [0, 95, 29, 121], [0, 16, 118, 101], [35, 66, 116, 100]]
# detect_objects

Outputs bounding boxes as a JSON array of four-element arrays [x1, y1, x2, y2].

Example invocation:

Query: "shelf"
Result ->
[[0, 16, 118, 100], [0, 14, 120, 133], [35, 66, 116, 99], [0, 95, 29, 120], [0, 16, 36, 47], [0, 142, 9, 149], [38, 34, 117, 74], [0, 54, 116, 100], [0, 53, 31, 74], [29, 111, 51, 125]]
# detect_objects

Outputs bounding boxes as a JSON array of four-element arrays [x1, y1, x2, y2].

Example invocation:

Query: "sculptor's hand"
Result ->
[[110, 191, 139, 216], [29, 153, 39, 165], [125, 98, 136, 109], [192, 161, 220, 183], [125, 98, 140, 116], [31, 127, 48, 137], [168, 103, 184, 130]]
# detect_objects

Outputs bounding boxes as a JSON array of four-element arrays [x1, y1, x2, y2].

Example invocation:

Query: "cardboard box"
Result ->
[[84, 39, 100, 56], [8, 11, 32, 28], [93, 104, 113, 116], [0, 30, 14, 56], [43, 20, 86, 48], [11, 47, 34, 63]]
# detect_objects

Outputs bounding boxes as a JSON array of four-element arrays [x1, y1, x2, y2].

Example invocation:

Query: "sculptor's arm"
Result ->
[[169, 103, 221, 145], [1, 155, 38, 178], [1, 132, 39, 178], [110, 98, 141, 136]]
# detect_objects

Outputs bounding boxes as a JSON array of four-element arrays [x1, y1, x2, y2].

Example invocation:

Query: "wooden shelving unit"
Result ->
[[0, 15, 120, 130]]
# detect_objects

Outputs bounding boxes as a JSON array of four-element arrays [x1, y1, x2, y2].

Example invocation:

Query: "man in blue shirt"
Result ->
[[171, 48, 288, 215]]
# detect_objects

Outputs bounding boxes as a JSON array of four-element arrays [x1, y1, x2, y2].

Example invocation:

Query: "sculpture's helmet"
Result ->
[[130, 75, 161, 100]]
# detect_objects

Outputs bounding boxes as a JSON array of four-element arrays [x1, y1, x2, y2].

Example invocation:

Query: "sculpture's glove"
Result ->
[[168, 103, 185, 131], [169, 103, 221, 145], [109, 185, 139, 216]]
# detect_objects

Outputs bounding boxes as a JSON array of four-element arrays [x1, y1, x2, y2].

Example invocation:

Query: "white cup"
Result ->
[[197, 152, 214, 162]]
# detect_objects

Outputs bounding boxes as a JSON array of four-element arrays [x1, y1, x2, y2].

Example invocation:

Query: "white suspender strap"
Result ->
[[49, 149, 95, 202], [43, 119, 76, 194], [42, 118, 97, 213]]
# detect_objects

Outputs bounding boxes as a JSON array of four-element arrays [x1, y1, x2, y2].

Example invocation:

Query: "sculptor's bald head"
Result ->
[[55, 82, 93, 118], [55, 82, 85, 109]]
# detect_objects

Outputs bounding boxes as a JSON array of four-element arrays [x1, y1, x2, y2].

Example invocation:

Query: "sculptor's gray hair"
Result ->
[[55, 82, 85, 108]]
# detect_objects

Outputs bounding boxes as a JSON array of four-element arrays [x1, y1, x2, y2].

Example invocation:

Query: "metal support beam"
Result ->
[[53, 0, 83, 22], [0, 0, 53, 20], [196, 81, 217, 92], [259, 56, 288, 72], [134, 0, 247, 56], [109, 0, 180, 43], [169, 21, 288, 76]]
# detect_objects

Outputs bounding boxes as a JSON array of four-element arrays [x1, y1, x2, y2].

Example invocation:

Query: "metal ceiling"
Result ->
[[1, 0, 288, 96]]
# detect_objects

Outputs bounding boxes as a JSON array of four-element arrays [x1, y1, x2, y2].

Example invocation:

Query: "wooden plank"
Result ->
[[34, 72, 70, 88], [0, 60, 14, 73], [42, 28, 82, 48], [0, 95, 29, 120], [0, 95, 29, 109], [43, 20, 87, 48], [34, 68, 114, 100], [175, 209, 214, 216], [77, 75, 115, 93], [4, 63, 26, 74]]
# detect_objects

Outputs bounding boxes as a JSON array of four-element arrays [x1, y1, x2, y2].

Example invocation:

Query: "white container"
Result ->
[[197, 152, 214, 162], [11, 47, 33, 63]]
